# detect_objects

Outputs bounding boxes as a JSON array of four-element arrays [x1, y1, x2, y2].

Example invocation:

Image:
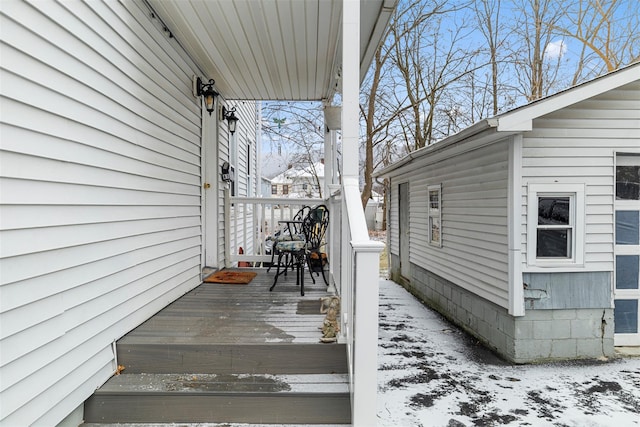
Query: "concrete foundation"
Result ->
[[389, 256, 615, 363]]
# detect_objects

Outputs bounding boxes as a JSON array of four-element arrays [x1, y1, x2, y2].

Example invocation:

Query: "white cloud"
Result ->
[[545, 39, 568, 59]]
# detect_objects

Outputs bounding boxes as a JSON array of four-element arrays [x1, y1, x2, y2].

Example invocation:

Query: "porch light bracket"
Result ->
[[222, 105, 239, 135], [195, 77, 219, 116]]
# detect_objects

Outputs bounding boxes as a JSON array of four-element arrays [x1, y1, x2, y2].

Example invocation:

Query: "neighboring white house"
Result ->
[[378, 63, 640, 363], [258, 176, 272, 198], [0, 1, 393, 425], [365, 190, 384, 230], [270, 160, 327, 198]]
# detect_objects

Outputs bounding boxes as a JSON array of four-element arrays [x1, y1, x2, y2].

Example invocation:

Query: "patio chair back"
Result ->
[[290, 205, 311, 237], [303, 204, 329, 252]]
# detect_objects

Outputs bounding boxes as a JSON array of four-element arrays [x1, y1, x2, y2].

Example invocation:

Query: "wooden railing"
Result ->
[[330, 178, 384, 426], [224, 190, 323, 267]]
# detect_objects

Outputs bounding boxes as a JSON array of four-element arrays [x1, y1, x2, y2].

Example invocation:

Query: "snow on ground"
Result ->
[[377, 280, 640, 427]]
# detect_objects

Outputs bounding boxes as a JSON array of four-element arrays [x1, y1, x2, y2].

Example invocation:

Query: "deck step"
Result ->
[[83, 373, 351, 424], [117, 342, 348, 374], [83, 424, 346, 426]]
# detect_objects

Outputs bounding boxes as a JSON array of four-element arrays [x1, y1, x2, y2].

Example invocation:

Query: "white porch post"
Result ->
[[324, 115, 338, 293], [342, 0, 359, 182], [323, 114, 334, 195], [342, 1, 381, 426]]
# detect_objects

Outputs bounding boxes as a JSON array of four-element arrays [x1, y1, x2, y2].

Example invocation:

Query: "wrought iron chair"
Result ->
[[269, 205, 329, 296], [303, 205, 329, 287], [266, 205, 310, 273]]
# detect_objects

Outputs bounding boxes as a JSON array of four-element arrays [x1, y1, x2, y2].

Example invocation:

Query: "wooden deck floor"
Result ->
[[87, 268, 350, 424], [121, 267, 333, 345]]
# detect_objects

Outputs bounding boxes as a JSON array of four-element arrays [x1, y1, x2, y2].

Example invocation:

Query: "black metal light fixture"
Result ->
[[196, 77, 219, 116], [222, 105, 239, 135]]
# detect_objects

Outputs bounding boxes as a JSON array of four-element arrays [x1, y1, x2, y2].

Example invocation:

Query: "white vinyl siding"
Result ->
[[217, 102, 257, 266], [389, 139, 510, 307], [521, 81, 640, 273], [0, 1, 203, 425]]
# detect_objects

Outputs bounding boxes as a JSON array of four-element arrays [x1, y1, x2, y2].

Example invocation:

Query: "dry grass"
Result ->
[[369, 230, 388, 273]]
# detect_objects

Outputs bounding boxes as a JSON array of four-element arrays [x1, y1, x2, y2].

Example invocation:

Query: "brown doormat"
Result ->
[[204, 270, 257, 285]]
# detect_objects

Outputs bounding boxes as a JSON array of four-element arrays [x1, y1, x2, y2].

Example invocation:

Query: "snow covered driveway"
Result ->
[[377, 280, 640, 426]]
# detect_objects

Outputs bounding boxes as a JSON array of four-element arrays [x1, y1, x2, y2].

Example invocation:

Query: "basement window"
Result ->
[[527, 184, 585, 267]]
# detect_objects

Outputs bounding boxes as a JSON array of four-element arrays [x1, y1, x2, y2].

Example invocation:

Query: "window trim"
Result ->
[[428, 184, 442, 247], [527, 183, 585, 267]]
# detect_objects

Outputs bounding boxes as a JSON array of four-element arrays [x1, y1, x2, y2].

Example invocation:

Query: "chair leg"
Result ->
[[270, 252, 286, 291], [319, 264, 329, 286], [266, 247, 277, 272], [288, 252, 296, 273], [283, 252, 289, 276], [298, 251, 305, 296]]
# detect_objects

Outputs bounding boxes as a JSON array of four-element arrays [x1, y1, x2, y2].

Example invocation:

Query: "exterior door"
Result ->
[[614, 154, 640, 346], [399, 182, 410, 279]]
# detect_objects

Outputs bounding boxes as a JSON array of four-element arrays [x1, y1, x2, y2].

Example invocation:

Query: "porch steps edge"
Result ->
[[95, 372, 349, 393], [82, 424, 347, 426], [83, 373, 350, 424], [117, 343, 348, 374]]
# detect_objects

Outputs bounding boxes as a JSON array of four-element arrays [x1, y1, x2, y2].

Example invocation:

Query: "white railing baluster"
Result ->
[[227, 196, 323, 266]]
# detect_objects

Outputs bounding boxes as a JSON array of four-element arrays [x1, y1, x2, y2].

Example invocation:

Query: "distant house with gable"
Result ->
[[270, 159, 326, 198]]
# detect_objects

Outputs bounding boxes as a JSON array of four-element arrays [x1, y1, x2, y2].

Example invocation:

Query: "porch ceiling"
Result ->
[[147, 0, 396, 101]]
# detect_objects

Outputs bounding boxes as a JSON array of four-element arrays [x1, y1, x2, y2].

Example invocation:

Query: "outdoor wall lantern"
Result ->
[[222, 105, 239, 135], [196, 77, 219, 116]]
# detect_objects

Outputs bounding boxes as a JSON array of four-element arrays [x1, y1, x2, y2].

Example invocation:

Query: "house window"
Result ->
[[271, 185, 278, 195], [428, 184, 441, 247], [527, 183, 585, 266], [283, 185, 289, 195], [536, 196, 572, 257], [617, 159, 640, 200]]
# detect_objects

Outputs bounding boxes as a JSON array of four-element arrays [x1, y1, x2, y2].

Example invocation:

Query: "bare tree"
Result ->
[[261, 101, 326, 198], [510, 0, 567, 101], [359, 0, 436, 207], [396, 10, 482, 146], [474, 0, 503, 116], [555, 0, 640, 84]]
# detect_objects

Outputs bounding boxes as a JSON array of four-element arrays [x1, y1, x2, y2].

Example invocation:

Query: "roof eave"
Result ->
[[376, 118, 499, 178], [497, 61, 640, 132]]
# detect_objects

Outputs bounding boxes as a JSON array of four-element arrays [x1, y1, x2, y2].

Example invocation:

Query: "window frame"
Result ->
[[527, 183, 585, 267], [428, 184, 442, 247]]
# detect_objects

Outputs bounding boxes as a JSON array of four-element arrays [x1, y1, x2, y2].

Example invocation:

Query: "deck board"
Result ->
[[120, 268, 333, 345]]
